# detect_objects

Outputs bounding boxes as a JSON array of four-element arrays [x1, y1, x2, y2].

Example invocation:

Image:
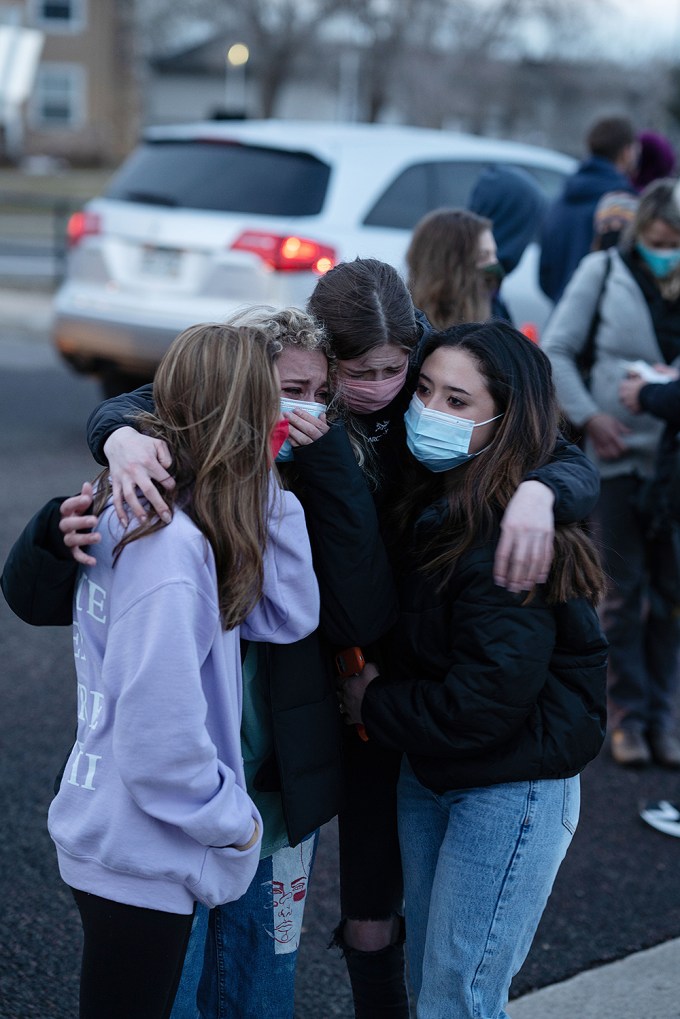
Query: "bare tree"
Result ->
[[136, 0, 358, 117]]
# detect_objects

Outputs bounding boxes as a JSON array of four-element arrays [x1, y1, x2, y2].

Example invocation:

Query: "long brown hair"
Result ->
[[95, 322, 280, 629], [407, 208, 493, 330], [394, 322, 605, 604]]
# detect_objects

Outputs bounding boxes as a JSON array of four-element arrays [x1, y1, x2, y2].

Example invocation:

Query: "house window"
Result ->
[[29, 63, 86, 128], [30, 0, 86, 32]]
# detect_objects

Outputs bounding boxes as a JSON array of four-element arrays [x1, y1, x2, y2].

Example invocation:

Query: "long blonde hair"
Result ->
[[96, 322, 280, 630]]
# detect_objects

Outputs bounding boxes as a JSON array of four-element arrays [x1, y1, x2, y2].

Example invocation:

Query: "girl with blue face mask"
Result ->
[[340, 321, 608, 1019], [403, 345, 504, 472]]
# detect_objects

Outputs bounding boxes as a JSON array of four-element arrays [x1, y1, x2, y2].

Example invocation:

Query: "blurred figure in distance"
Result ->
[[406, 208, 506, 332], [539, 114, 638, 303], [632, 130, 677, 192]]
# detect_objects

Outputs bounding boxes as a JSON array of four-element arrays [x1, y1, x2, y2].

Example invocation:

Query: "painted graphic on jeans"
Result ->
[[262, 839, 314, 954]]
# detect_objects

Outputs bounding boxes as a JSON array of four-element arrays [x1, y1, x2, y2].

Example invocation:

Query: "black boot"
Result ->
[[331, 920, 411, 1018]]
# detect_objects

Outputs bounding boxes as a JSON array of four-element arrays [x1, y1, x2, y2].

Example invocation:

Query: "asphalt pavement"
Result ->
[[1, 286, 680, 1019]]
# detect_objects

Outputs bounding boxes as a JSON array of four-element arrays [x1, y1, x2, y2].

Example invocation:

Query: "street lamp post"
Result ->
[[225, 43, 249, 117]]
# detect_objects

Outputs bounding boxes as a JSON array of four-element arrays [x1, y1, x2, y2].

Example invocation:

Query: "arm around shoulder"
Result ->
[[526, 436, 600, 523], [86, 384, 155, 465]]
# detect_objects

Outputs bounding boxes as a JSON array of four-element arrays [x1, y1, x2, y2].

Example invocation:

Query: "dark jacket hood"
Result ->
[[468, 164, 547, 274]]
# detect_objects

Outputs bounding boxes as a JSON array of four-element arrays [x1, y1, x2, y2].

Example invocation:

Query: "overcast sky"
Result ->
[[601, 0, 680, 58]]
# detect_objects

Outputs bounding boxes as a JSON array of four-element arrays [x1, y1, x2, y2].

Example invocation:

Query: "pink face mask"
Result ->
[[339, 359, 409, 414]]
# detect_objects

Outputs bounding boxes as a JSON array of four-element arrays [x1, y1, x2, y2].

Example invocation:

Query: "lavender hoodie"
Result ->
[[48, 482, 319, 914]]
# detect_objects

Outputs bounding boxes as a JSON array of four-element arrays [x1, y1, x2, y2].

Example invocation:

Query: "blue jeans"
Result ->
[[170, 833, 318, 1019], [398, 760, 579, 1019]]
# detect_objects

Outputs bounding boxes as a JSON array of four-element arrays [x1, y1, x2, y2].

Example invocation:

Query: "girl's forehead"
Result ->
[[422, 347, 484, 384], [340, 345, 408, 369], [277, 346, 328, 377]]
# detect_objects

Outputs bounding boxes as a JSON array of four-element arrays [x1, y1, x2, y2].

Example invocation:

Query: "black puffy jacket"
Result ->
[[362, 510, 608, 794]]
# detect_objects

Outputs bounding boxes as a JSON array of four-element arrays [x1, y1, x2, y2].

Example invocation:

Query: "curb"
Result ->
[[509, 938, 680, 1019]]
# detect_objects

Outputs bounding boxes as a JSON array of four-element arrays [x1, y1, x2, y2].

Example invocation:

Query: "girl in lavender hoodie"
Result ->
[[46, 322, 320, 1019]]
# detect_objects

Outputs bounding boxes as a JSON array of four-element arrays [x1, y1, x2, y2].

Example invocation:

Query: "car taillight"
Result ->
[[519, 323, 539, 344], [231, 230, 335, 274], [66, 211, 102, 247]]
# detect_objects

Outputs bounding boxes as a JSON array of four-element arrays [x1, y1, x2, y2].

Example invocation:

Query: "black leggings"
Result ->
[[338, 727, 404, 921], [72, 888, 194, 1019]]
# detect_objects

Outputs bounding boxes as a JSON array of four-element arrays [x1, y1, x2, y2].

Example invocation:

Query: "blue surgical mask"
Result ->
[[404, 394, 502, 473], [636, 243, 680, 279], [276, 397, 327, 462]]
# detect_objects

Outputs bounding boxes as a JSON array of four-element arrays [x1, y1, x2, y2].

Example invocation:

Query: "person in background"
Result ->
[[340, 321, 607, 1019], [591, 190, 639, 252], [406, 209, 506, 332], [78, 257, 602, 1019], [539, 114, 638, 303], [542, 179, 680, 769], [632, 130, 677, 192], [619, 367, 680, 534], [20, 322, 321, 1019], [468, 162, 547, 320]]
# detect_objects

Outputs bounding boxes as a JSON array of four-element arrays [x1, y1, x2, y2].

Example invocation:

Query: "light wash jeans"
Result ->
[[170, 832, 318, 1019], [398, 759, 579, 1019]]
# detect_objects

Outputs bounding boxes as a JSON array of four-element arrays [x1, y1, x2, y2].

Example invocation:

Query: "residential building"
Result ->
[[0, 0, 139, 164]]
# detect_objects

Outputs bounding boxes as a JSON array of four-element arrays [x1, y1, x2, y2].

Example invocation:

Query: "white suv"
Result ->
[[52, 120, 574, 394]]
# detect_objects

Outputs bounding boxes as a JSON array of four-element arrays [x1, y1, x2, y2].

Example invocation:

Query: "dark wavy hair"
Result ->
[[393, 320, 605, 604]]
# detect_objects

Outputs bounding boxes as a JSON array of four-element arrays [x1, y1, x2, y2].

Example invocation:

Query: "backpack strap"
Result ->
[[577, 249, 613, 381]]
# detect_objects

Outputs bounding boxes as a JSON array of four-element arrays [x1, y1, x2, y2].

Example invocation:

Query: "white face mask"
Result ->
[[276, 397, 327, 462], [404, 394, 503, 472]]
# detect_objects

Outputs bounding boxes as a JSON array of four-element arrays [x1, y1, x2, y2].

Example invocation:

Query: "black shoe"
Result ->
[[648, 731, 680, 768], [610, 728, 651, 766], [640, 800, 680, 837]]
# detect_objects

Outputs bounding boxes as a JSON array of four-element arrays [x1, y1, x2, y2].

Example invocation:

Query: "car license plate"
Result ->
[[140, 245, 182, 277]]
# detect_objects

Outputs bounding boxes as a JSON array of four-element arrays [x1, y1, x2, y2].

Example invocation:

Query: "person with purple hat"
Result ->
[[633, 131, 677, 192]]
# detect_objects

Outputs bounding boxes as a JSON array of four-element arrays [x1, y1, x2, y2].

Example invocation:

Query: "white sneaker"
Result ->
[[639, 800, 680, 837]]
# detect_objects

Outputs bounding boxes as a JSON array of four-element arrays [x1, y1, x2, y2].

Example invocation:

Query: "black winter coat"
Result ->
[[638, 378, 680, 534], [362, 510, 608, 794]]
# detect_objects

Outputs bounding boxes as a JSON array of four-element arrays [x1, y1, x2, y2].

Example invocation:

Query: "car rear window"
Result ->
[[104, 140, 331, 216]]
